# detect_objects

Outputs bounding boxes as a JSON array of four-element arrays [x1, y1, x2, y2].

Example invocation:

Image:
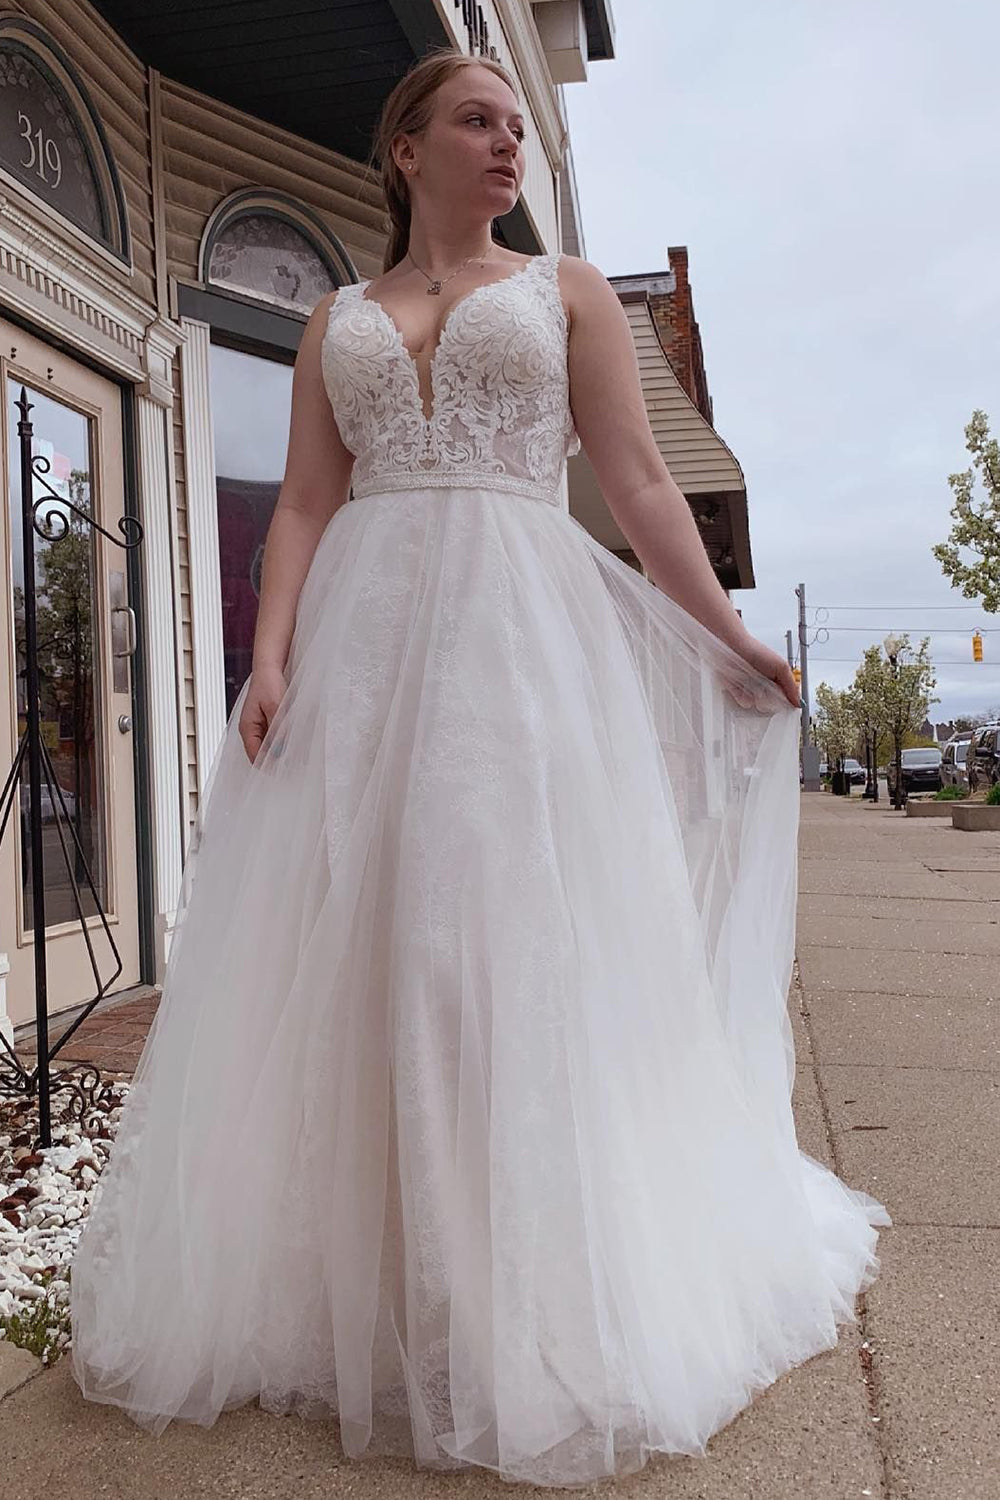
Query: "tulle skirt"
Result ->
[[69, 483, 890, 1487]]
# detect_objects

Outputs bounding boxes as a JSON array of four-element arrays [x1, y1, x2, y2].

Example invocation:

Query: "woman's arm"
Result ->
[[560, 257, 799, 707], [250, 292, 356, 675]]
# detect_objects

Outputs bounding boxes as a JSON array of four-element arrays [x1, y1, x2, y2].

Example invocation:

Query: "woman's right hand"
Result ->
[[238, 664, 288, 764]]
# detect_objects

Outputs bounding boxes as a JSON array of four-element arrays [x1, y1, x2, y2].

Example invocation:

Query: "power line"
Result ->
[[812, 625, 995, 635], [810, 657, 1000, 667], [812, 603, 996, 611]]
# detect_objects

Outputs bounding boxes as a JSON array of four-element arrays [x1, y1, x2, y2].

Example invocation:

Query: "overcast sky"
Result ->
[[564, 0, 1000, 725]]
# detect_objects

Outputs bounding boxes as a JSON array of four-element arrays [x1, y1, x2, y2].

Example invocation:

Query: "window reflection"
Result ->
[[210, 343, 294, 718], [6, 380, 107, 926]]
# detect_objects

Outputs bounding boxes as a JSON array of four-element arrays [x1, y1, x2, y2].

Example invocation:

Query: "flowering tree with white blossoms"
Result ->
[[847, 645, 888, 800], [881, 635, 938, 810], [814, 682, 856, 780], [933, 409, 1000, 613]]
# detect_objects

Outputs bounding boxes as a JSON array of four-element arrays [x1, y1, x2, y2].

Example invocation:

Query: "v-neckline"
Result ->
[[358, 255, 548, 426]]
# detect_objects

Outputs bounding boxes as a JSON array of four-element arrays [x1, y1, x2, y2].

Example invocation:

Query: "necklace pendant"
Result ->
[[426, 280, 442, 295]]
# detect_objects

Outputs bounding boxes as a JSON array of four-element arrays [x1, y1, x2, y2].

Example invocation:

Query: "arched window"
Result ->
[[192, 196, 357, 719], [0, 18, 130, 263], [201, 192, 355, 315]]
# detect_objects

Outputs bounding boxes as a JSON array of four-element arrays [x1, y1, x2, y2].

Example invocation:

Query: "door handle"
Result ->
[[111, 604, 137, 657], [109, 569, 135, 693]]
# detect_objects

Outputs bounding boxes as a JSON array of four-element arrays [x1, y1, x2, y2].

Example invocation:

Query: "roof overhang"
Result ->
[[582, 0, 616, 60], [567, 289, 755, 591], [88, 0, 551, 252]]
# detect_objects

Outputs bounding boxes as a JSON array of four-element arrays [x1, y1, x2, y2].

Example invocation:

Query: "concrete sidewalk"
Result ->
[[1, 791, 997, 1498], [793, 789, 1000, 1500]]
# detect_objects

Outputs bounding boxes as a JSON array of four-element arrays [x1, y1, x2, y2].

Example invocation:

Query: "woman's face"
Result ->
[[398, 65, 526, 221]]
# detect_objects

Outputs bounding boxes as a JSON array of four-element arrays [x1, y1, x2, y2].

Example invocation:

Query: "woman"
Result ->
[[70, 48, 890, 1488]]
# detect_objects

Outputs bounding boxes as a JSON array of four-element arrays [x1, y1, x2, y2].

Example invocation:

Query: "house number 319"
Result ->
[[17, 110, 62, 188]]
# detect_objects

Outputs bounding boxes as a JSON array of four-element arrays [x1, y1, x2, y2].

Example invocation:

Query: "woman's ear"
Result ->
[[393, 134, 417, 176]]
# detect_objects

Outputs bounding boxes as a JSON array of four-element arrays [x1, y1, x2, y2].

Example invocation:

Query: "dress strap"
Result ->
[[534, 252, 568, 327]]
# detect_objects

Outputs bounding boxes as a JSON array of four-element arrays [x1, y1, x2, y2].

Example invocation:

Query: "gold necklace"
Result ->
[[406, 243, 496, 296]]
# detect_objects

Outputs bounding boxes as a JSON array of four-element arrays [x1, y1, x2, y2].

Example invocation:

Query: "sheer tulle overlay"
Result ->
[[70, 256, 890, 1488]]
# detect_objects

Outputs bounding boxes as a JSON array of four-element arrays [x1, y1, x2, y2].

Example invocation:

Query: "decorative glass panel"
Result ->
[[208, 214, 336, 312], [0, 44, 106, 241]]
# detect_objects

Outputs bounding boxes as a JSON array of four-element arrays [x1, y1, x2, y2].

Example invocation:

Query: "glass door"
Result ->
[[0, 318, 140, 1030]]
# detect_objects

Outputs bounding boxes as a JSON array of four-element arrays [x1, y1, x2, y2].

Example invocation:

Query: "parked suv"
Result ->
[[886, 747, 943, 802], [967, 724, 1000, 794], [941, 734, 974, 791], [842, 757, 867, 786]]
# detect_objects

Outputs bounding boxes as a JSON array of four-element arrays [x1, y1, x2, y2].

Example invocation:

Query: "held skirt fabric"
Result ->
[[69, 485, 890, 1487]]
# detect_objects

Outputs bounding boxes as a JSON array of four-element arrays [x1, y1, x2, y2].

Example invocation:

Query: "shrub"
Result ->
[[933, 784, 969, 800], [986, 781, 1000, 806], [0, 1268, 72, 1366]]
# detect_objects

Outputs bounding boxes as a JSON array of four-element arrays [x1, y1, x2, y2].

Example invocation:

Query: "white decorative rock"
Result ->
[[1, 1067, 130, 1351]]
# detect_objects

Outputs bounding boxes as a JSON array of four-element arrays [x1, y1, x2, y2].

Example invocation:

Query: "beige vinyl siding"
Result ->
[[624, 303, 744, 495], [159, 79, 387, 285], [568, 297, 748, 568], [12, 0, 156, 306]]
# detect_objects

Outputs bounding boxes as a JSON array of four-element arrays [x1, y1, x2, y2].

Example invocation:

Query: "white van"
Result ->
[[941, 735, 973, 791]]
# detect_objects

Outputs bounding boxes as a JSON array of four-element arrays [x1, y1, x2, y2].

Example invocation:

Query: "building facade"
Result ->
[[568, 248, 756, 594], [0, 0, 615, 1035]]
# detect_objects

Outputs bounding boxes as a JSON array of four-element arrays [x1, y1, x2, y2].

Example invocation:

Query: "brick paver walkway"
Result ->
[[13, 988, 160, 1077]]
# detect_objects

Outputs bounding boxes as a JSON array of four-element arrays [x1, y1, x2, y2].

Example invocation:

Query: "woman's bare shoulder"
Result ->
[[555, 254, 621, 329], [556, 253, 612, 288]]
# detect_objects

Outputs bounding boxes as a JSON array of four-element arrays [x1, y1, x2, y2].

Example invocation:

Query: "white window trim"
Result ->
[[178, 318, 228, 797]]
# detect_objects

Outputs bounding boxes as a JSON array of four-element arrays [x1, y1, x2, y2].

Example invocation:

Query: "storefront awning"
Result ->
[[90, 0, 615, 159], [89, 0, 608, 254]]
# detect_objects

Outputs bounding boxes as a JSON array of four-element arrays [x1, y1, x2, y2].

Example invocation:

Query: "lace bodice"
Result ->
[[320, 252, 580, 506]]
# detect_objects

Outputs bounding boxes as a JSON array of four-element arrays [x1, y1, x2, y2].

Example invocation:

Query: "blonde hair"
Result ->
[[372, 49, 519, 273]]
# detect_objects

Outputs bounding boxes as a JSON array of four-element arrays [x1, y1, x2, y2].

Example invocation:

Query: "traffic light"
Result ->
[[973, 632, 984, 663]]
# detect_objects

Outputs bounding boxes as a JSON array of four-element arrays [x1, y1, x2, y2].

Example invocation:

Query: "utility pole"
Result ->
[[796, 583, 821, 791], [785, 629, 794, 670]]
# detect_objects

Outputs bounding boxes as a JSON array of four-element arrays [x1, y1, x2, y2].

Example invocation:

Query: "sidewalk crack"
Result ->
[[792, 958, 894, 1497]]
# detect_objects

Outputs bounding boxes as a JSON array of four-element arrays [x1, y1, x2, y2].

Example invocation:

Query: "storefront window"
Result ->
[[210, 344, 294, 718]]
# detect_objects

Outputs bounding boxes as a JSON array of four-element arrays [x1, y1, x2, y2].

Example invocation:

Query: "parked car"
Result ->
[[842, 757, 867, 786], [885, 747, 943, 802], [18, 780, 78, 823], [941, 734, 974, 791], [967, 724, 1000, 794]]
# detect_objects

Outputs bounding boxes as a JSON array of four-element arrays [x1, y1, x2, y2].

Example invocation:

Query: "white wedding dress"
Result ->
[[70, 252, 890, 1487]]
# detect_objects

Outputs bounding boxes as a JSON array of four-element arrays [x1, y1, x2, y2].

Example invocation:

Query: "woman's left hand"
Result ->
[[735, 634, 801, 708]]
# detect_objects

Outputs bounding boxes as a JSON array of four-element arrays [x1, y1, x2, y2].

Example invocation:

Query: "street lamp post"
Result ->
[[862, 733, 878, 801], [884, 633, 905, 810]]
